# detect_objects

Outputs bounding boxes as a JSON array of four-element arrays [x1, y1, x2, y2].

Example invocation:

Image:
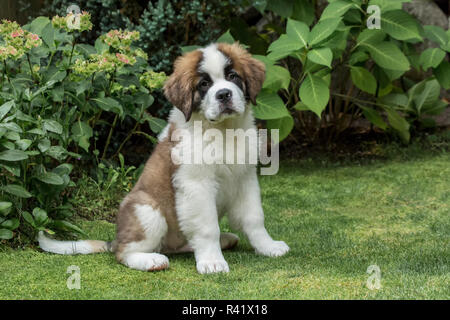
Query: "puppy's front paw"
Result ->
[[256, 241, 290, 257], [196, 260, 229, 274]]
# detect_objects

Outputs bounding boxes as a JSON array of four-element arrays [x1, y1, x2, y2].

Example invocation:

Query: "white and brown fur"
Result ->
[[38, 43, 289, 274]]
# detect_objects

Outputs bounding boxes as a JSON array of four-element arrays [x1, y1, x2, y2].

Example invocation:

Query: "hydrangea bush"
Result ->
[[0, 13, 166, 243]]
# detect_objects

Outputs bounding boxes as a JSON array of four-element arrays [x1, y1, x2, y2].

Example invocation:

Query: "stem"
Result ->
[[0, 60, 4, 87], [3, 59, 15, 96], [113, 120, 140, 159], [68, 36, 76, 66], [46, 51, 55, 71], [26, 53, 36, 82], [101, 114, 118, 161], [107, 68, 116, 96], [62, 36, 77, 82], [3, 60, 11, 85]]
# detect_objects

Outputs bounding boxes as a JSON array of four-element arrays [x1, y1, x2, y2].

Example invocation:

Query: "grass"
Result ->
[[0, 141, 449, 299]]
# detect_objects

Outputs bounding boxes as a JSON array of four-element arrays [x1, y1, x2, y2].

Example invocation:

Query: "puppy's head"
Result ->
[[164, 42, 265, 123]]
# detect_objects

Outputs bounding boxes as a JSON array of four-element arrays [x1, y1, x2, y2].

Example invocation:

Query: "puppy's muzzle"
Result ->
[[216, 88, 235, 114]]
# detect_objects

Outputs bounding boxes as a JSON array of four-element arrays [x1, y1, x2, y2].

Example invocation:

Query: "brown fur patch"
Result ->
[[217, 42, 266, 105], [147, 262, 169, 272], [163, 50, 203, 121], [115, 125, 185, 260], [86, 240, 110, 253]]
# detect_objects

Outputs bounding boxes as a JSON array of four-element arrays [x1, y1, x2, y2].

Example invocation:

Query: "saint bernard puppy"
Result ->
[[38, 42, 289, 274]]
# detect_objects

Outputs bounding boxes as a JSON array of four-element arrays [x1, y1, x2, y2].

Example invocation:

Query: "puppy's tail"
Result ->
[[38, 231, 115, 255]]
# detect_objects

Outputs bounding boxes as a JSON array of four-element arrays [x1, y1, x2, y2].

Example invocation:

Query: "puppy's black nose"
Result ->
[[216, 89, 232, 102]]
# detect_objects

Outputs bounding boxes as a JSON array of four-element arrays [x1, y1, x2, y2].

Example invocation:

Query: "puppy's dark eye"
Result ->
[[227, 71, 237, 80], [200, 79, 210, 88]]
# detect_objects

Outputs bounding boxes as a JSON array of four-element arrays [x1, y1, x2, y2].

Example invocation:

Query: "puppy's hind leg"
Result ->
[[116, 203, 170, 272], [166, 233, 239, 254], [220, 232, 239, 250]]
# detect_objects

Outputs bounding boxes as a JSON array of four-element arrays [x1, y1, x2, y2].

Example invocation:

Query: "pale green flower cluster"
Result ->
[[140, 70, 168, 91], [52, 11, 93, 32], [0, 20, 42, 60], [101, 30, 140, 52], [73, 29, 148, 77]]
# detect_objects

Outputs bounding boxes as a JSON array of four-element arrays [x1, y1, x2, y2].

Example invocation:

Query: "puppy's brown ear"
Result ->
[[242, 57, 266, 105], [163, 73, 194, 121], [217, 42, 266, 105], [163, 50, 203, 121]]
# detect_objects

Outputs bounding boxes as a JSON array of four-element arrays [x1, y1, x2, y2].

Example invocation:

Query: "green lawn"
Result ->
[[1, 152, 449, 299]]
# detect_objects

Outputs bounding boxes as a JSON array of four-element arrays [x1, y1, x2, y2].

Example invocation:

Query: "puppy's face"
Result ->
[[197, 46, 246, 122], [164, 43, 265, 122]]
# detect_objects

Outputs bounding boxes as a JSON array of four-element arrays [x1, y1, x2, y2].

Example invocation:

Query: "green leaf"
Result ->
[[76, 44, 96, 57], [379, 93, 409, 110], [286, 19, 309, 48], [5, 131, 20, 141], [413, 79, 440, 113], [43, 69, 66, 84], [293, 101, 309, 111], [356, 29, 386, 48], [350, 67, 377, 95], [0, 100, 14, 121], [299, 73, 330, 117], [382, 68, 405, 81], [52, 220, 86, 236], [321, 0, 357, 20], [1, 184, 32, 198], [380, 10, 422, 41], [253, 91, 290, 120], [263, 65, 291, 92], [46, 146, 68, 161], [29, 16, 50, 33], [147, 117, 167, 134], [268, 34, 304, 55], [43, 119, 63, 134], [266, 115, 294, 143], [0, 163, 20, 176], [0, 202, 12, 216], [95, 37, 109, 54], [92, 97, 123, 116], [385, 107, 410, 143], [349, 51, 369, 65], [0, 122, 23, 133], [307, 48, 333, 68], [53, 163, 73, 176], [423, 25, 449, 47], [1, 218, 19, 230], [15, 139, 32, 151], [38, 138, 51, 153], [28, 128, 45, 135], [0, 149, 29, 161], [359, 106, 387, 130], [309, 18, 341, 47], [433, 61, 450, 90], [0, 229, 13, 240], [22, 211, 35, 227], [40, 22, 55, 48], [33, 208, 48, 226], [35, 172, 64, 185], [217, 30, 235, 44], [421, 100, 448, 116], [419, 48, 446, 70], [71, 121, 93, 152], [181, 45, 201, 53], [368, 0, 409, 12], [362, 42, 410, 71]]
